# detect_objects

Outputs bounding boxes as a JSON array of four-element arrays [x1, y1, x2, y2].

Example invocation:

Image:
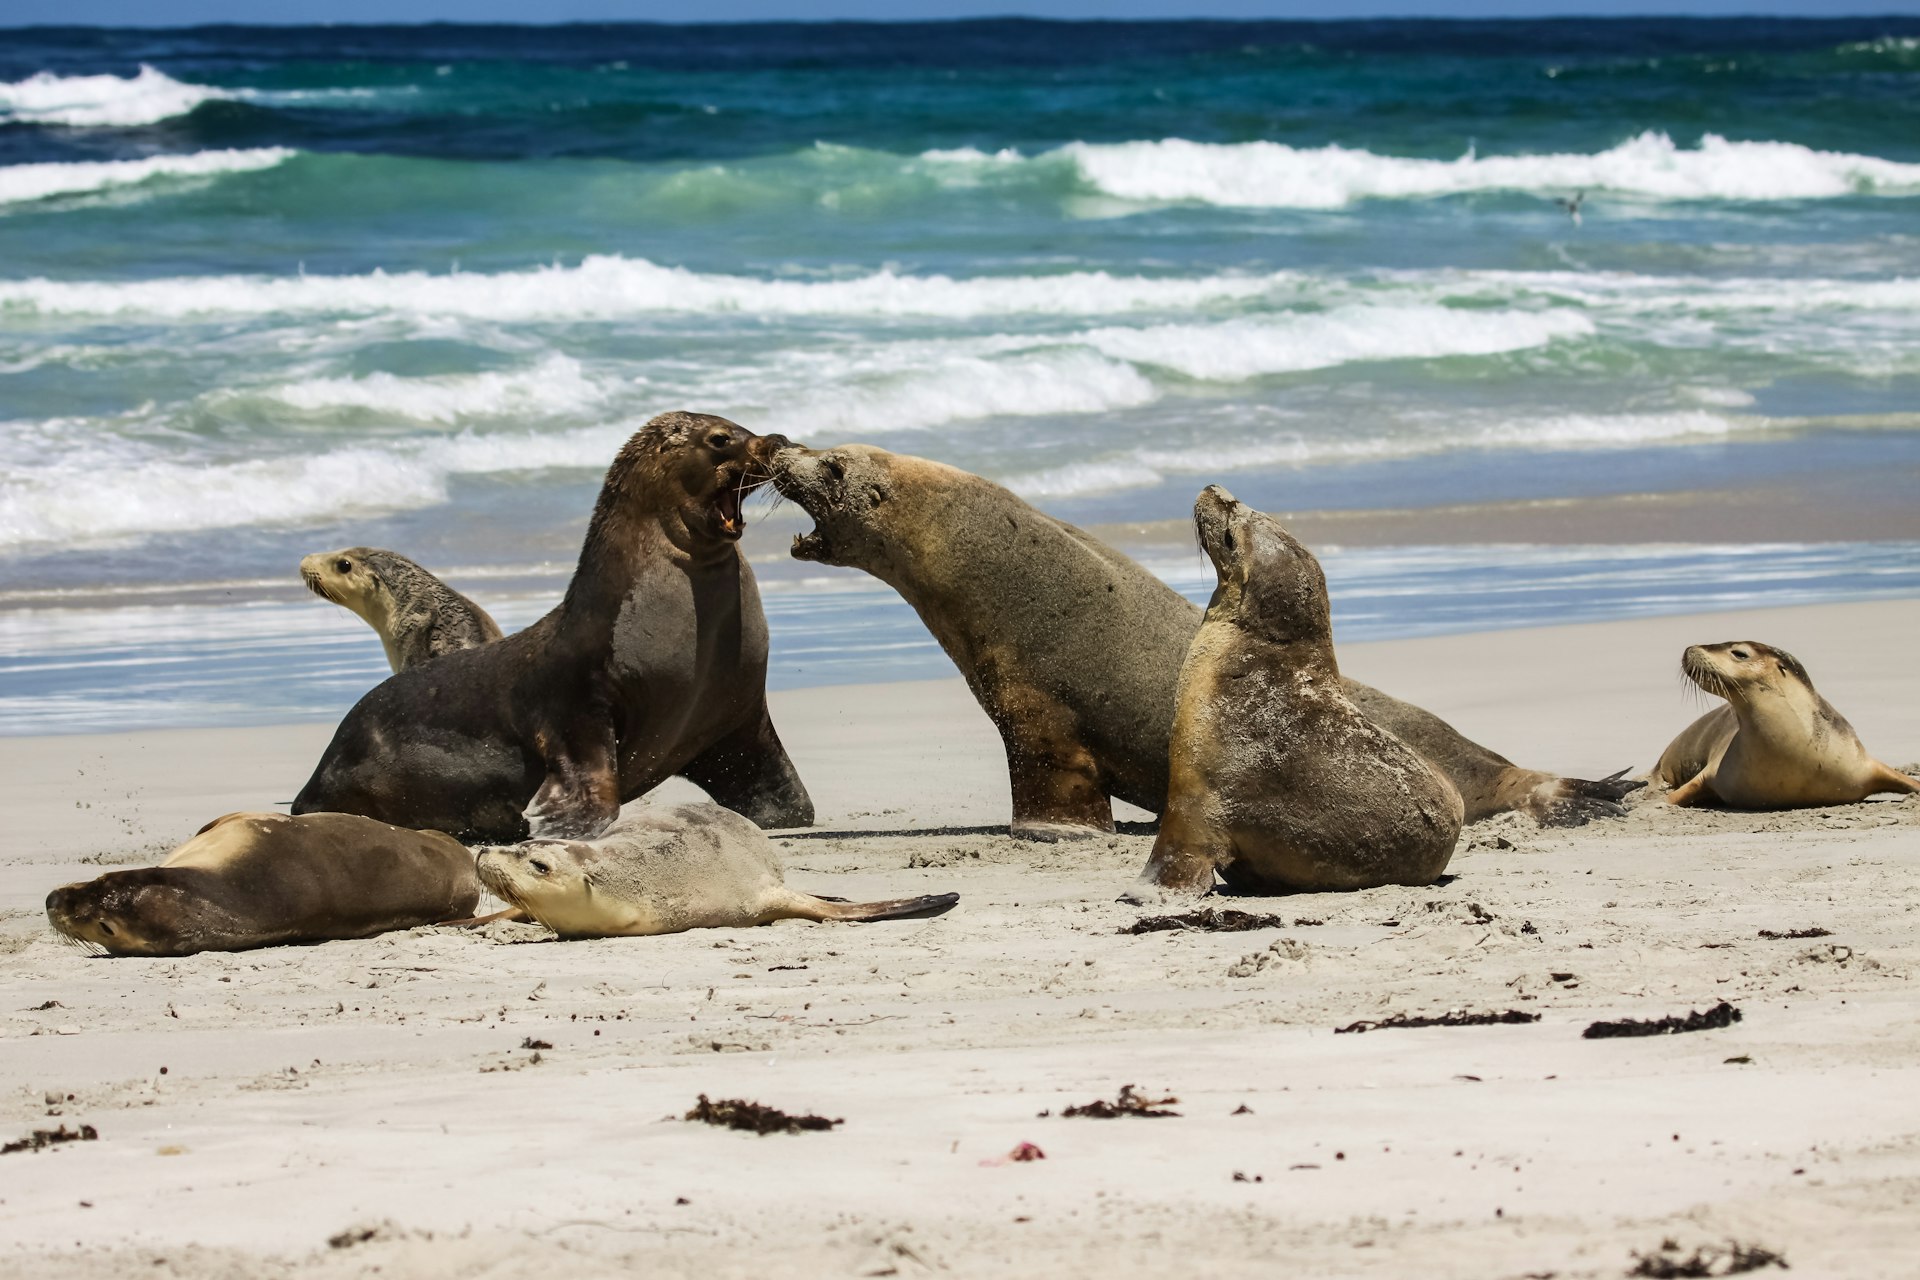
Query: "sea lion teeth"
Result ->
[[1654, 640, 1917, 808], [46, 812, 479, 957], [291, 412, 814, 845], [474, 802, 958, 938]]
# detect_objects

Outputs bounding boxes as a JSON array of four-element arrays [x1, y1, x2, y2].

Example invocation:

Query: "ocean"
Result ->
[[1, 18, 1917, 733]]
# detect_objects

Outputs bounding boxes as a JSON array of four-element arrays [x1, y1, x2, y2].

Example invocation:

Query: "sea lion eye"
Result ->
[[529, 859, 550, 876], [335, 559, 353, 574], [1732, 648, 1750, 660], [705, 430, 732, 450], [823, 458, 846, 483], [1222, 530, 1235, 552]]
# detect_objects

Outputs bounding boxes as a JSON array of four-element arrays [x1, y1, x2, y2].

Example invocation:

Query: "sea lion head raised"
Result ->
[[598, 411, 789, 550], [46, 868, 240, 958], [301, 547, 391, 618], [1193, 484, 1331, 650], [1681, 641, 1813, 704], [771, 442, 947, 569]]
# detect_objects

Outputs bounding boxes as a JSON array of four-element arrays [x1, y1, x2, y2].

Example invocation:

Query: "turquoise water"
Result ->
[[1, 19, 1917, 730]]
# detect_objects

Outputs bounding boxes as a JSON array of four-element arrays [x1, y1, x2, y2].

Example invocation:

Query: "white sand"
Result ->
[[2, 598, 1917, 1278]]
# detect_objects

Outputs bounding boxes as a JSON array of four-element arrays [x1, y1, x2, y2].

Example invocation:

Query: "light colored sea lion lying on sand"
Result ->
[[1655, 641, 1917, 809], [301, 546, 503, 673], [46, 812, 480, 957], [1135, 487, 1462, 898], [475, 803, 958, 939]]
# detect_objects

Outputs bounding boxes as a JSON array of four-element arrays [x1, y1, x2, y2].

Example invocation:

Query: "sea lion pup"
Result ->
[[769, 441, 1636, 839], [45, 812, 479, 957], [475, 803, 958, 938], [1136, 487, 1463, 896], [300, 546, 503, 673], [1654, 641, 1918, 809], [293, 412, 814, 843]]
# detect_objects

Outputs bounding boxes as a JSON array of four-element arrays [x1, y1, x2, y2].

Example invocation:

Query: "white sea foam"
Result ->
[[0, 65, 231, 128], [0, 148, 295, 207], [1075, 306, 1592, 381], [259, 353, 609, 422], [758, 349, 1157, 436], [0, 256, 1293, 321], [0, 419, 644, 551], [1040, 132, 1920, 208], [1005, 411, 1749, 499]]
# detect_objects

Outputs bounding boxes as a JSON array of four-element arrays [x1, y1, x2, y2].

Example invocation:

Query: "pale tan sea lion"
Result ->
[[769, 441, 1636, 839], [1135, 487, 1463, 897], [1655, 641, 1917, 808], [475, 802, 958, 938], [300, 546, 504, 673], [45, 812, 479, 957], [294, 413, 814, 843]]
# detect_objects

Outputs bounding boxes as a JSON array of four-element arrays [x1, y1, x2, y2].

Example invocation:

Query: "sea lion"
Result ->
[[300, 546, 503, 673], [1137, 487, 1463, 896], [45, 812, 479, 957], [293, 412, 814, 843], [1654, 641, 1917, 808], [769, 441, 1635, 839], [475, 802, 958, 938]]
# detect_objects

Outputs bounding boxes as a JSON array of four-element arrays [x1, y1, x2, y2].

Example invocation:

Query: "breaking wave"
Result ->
[[991, 132, 1920, 208], [0, 65, 231, 128], [0, 148, 295, 207]]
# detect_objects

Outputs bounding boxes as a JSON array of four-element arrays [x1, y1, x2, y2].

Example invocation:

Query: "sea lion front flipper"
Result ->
[[523, 728, 620, 840], [996, 690, 1114, 841], [1665, 772, 1712, 807], [679, 703, 815, 829]]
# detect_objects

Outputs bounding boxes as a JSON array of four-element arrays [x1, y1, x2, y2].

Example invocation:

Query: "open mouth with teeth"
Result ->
[[710, 464, 766, 540]]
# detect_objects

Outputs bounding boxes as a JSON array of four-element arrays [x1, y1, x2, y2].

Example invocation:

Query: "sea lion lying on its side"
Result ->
[[46, 812, 479, 957], [475, 803, 958, 938], [1655, 641, 1917, 808], [769, 441, 1637, 839], [301, 546, 503, 673], [1136, 488, 1462, 897]]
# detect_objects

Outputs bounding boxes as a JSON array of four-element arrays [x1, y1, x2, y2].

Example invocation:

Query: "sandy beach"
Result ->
[[2, 596, 1915, 1278]]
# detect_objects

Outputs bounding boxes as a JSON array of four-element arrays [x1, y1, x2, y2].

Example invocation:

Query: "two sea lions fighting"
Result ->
[[1655, 641, 1916, 809], [293, 412, 814, 843], [476, 803, 958, 938], [1137, 488, 1462, 897], [46, 812, 479, 957], [300, 547, 502, 673], [770, 442, 1636, 839]]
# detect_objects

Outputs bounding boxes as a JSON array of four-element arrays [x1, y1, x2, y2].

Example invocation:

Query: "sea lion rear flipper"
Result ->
[[524, 730, 620, 840], [803, 892, 960, 923], [1665, 772, 1711, 807]]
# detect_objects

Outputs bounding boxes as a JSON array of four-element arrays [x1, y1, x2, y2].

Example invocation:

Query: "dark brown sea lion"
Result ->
[[1654, 641, 1917, 808], [1136, 487, 1462, 896], [292, 412, 814, 843], [300, 546, 503, 673], [769, 441, 1635, 839], [476, 802, 958, 938], [45, 812, 479, 957]]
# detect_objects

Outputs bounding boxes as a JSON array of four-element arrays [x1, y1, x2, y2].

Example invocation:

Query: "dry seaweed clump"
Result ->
[[1584, 1002, 1741, 1040], [2, 1123, 97, 1154], [1052, 1085, 1181, 1119], [1335, 1009, 1539, 1034], [1122, 908, 1289, 935], [685, 1094, 843, 1135], [1628, 1237, 1788, 1276]]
